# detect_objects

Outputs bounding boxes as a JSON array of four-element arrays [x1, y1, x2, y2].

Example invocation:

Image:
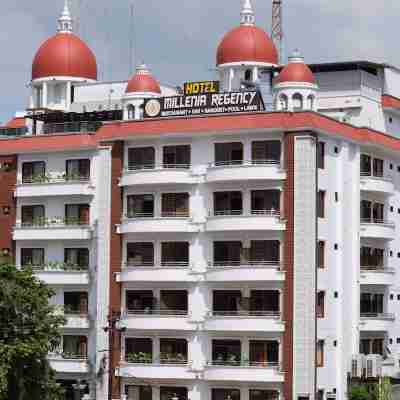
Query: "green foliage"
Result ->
[[0, 264, 66, 400], [349, 384, 373, 400]]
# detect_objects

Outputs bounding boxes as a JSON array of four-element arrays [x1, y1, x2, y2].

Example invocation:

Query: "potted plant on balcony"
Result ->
[[126, 352, 152, 364], [227, 353, 240, 366]]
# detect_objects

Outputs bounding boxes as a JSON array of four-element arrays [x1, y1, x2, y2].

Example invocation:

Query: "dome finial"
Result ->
[[57, 0, 73, 33], [241, 0, 255, 26]]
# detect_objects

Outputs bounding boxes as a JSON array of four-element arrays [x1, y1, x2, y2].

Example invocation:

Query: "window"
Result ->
[[127, 194, 154, 218], [317, 142, 325, 169], [360, 247, 384, 269], [213, 241, 242, 266], [125, 386, 152, 400], [21, 248, 44, 267], [64, 292, 88, 314], [317, 291, 325, 318], [360, 293, 384, 315], [63, 335, 87, 359], [316, 340, 324, 367], [128, 147, 155, 170], [21, 205, 45, 226], [126, 291, 154, 313], [279, 94, 288, 111], [163, 145, 191, 168], [251, 190, 280, 215], [160, 290, 188, 313], [250, 240, 280, 265], [245, 69, 252, 81], [125, 338, 152, 363], [65, 204, 90, 225], [162, 193, 189, 217], [127, 104, 135, 120], [318, 191, 325, 218], [214, 191, 243, 216], [249, 340, 279, 365], [212, 340, 241, 365], [252, 140, 281, 164], [250, 390, 279, 400], [159, 339, 188, 364], [318, 241, 325, 268], [160, 387, 188, 400], [307, 95, 315, 110], [212, 389, 240, 400], [317, 390, 324, 400], [293, 93, 303, 111], [66, 159, 90, 181], [373, 158, 384, 177], [64, 248, 89, 269], [360, 154, 371, 176], [126, 243, 154, 267], [161, 242, 189, 266], [215, 142, 243, 165], [22, 161, 45, 183], [250, 290, 280, 314], [360, 338, 384, 355]]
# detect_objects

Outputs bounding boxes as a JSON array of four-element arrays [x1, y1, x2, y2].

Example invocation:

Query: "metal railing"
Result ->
[[211, 160, 281, 168], [16, 218, 90, 228], [360, 312, 395, 320], [124, 261, 189, 268], [210, 209, 281, 217], [125, 211, 190, 219], [360, 171, 385, 179], [21, 174, 90, 185], [211, 310, 281, 317], [360, 265, 393, 273], [360, 218, 394, 225], [126, 212, 154, 219], [125, 355, 189, 365], [125, 163, 191, 172], [125, 308, 188, 316], [207, 360, 279, 368], [210, 260, 280, 268], [24, 263, 89, 272], [42, 121, 101, 135]]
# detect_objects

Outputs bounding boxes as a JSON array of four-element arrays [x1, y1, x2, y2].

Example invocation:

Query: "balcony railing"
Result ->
[[21, 174, 90, 185], [16, 218, 90, 228], [61, 353, 87, 360], [360, 218, 394, 225], [360, 171, 389, 180], [211, 210, 281, 217], [360, 312, 395, 320], [125, 163, 190, 172], [360, 266, 393, 273], [125, 308, 188, 316], [124, 261, 189, 268], [207, 360, 279, 368], [211, 160, 281, 168], [126, 212, 190, 219], [42, 121, 101, 135], [23, 262, 89, 272], [126, 212, 154, 219], [125, 354, 189, 365], [210, 260, 280, 268], [210, 310, 280, 317]]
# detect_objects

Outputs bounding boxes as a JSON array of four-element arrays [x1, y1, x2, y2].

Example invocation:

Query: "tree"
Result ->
[[0, 264, 66, 400], [350, 384, 373, 400]]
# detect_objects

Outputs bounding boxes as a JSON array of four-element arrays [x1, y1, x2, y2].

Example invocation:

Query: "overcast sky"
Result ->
[[0, 0, 399, 123]]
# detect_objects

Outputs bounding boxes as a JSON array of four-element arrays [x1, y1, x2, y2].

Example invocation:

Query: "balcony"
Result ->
[[204, 310, 284, 333], [360, 313, 395, 332], [16, 176, 94, 198], [360, 266, 395, 286], [206, 261, 284, 282], [41, 121, 102, 135], [120, 164, 198, 187], [204, 361, 284, 383], [360, 173, 394, 196], [206, 211, 285, 232], [32, 265, 89, 285], [118, 216, 197, 234], [204, 339, 283, 383], [117, 262, 195, 283], [64, 314, 90, 329], [359, 219, 395, 240], [48, 354, 89, 374], [13, 220, 93, 241]]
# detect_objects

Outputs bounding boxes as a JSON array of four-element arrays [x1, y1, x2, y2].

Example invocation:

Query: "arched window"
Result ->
[[307, 95, 315, 110], [292, 93, 303, 111], [127, 104, 135, 120], [245, 69, 252, 82], [279, 94, 288, 111]]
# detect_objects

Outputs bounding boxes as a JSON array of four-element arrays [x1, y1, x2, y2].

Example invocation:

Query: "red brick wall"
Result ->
[[0, 155, 17, 263], [108, 141, 123, 399], [283, 134, 295, 400]]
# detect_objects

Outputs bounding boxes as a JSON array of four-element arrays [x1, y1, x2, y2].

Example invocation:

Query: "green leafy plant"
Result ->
[[0, 264, 66, 400], [126, 352, 152, 364]]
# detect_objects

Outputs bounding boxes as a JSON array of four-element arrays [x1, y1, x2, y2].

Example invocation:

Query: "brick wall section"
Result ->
[[0, 156, 17, 263], [283, 133, 295, 400], [108, 141, 123, 399]]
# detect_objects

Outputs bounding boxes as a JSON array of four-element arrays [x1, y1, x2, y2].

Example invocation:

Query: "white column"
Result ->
[[66, 81, 72, 111], [243, 189, 251, 215], [153, 337, 160, 363], [241, 388, 250, 400], [152, 386, 160, 400], [42, 82, 48, 108], [155, 192, 161, 218], [242, 338, 250, 363], [243, 137, 252, 162], [155, 143, 163, 167], [154, 240, 161, 267]]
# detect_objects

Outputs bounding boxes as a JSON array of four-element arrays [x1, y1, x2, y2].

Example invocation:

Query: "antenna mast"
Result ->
[[271, 0, 284, 64]]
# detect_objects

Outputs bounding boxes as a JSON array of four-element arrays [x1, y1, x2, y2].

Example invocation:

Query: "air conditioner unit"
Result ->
[[351, 354, 365, 378], [365, 354, 382, 378]]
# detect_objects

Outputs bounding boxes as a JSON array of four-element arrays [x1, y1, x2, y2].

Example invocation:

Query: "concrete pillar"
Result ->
[[154, 240, 161, 266], [241, 388, 250, 400], [153, 337, 160, 362], [242, 338, 250, 363], [152, 386, 160, 400], [66, 81, 72, 111], [243, 189, 251, 215], [155, 192, 161, 218], [42, 82, 48, 108]]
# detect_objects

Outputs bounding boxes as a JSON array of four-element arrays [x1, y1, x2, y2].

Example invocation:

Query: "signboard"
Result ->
[[143, 91, 265, 119], [183, 81, 219, 95]]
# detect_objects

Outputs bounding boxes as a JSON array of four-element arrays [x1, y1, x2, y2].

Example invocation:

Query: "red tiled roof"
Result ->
[[4, 117, 26, 129]]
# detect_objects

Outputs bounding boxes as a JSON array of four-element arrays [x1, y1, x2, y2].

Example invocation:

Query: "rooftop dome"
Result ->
[[125, 64, 161, 95], [31, 1, 97, 81], [276, 50, 316, 85], [216, 0, 278, 66]]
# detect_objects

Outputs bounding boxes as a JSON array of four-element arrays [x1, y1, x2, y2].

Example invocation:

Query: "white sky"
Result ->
[[0, 0, 399, 123]]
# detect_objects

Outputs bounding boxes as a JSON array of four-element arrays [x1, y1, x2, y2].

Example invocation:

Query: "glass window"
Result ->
[[293, 93, 303, 111], [318, 241, 325, 269], [162, 193, 189, 217], [252, 141, 281, 164], [63, 335, 87, 359], [318, 142, 325, 169], [64, 248, 89, 268], [65, 204, 90, 225], [64, 292, 88, 314], [21, 205, 45, 226], [251, 190, 280, 214], [21, 248, 44, 267], [215, 142, 243, 165], [316, 340, 324, 367], [161, 242, 189, 266], [127, 195, 154, 218], [163, 145, 191, 168], [66, 159, 90, 180], [318, 191, 325, 218], [128, 147, 155, 170], [317, 291, 325, 318], [127, 243, 154, 267], [213, 242, 242, 266], [22, 161, 45, 183], [360, 154, 371, 175], [214, 192, 243, 216]]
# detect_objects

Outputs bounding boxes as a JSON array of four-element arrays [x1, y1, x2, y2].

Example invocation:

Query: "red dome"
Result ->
[[126, 66, 161, 94], [217, 25, 278, 66], [276, 60, 315, 84], [32, 33, 97, 81]]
